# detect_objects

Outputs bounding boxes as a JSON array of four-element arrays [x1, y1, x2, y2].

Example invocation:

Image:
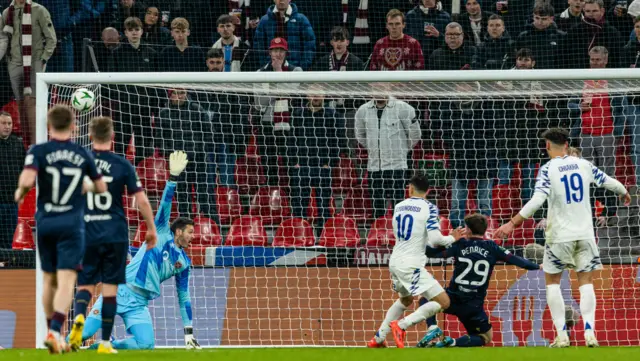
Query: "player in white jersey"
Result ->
[[368, 174, 465, 348], [496, 128, 631, 348]]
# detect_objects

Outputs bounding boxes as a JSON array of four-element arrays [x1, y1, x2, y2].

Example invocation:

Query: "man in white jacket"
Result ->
[[355, 86, 421, 220]]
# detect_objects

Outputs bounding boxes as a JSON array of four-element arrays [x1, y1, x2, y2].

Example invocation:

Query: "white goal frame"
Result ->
[[34, 68, 640, 348]]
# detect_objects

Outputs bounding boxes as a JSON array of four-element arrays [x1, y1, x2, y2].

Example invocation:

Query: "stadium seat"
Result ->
[[235, 155, 265, 195], [216, 186, 243, 225], [440, 216, 452, 236], [331, 156, 357, 195], [18, 188, 36, 226], [273, 218, 316, 247], [307, 188, 336, 224], [249, 187, 291, 225], [318, 216, 360, 248], [507, 218, 537, 247], [225, 216, 268, 247], [339, 186, 372, 224], [492, 184, 521, 220], [192, 216, 222, 247], [366, 216, 395, 248], [131, 222, 148, 249], [12, 219, 35, 250], [136, 155, 168, 196], [123, 195, 140, 227]]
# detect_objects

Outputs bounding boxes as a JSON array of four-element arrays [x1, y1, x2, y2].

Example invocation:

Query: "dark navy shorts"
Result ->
[[445, 291, 492, 335], [78, 242, 129, 285], [37, 220, 85, 273]]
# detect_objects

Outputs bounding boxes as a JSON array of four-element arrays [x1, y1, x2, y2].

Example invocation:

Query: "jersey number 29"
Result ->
[[455, 257, 490, 287], [395, 214, 414, 241]]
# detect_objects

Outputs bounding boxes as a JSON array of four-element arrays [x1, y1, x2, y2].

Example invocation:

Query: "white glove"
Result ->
[[169, 151, 189, 177], [184, 327, 201, 350]]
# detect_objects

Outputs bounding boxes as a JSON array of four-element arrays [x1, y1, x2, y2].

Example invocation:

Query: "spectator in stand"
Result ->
[[625, 16, 640, 67], [288, 83, 342, 234], [459, 0, 495, 46], [295, 0, 342, 55], [92, 27, 120, 72], [108, 17, 158, 166], [254, 37, 302, 186], [566, 0, 625, 68], [428, 22, 476, 70], [607, 0, 634, 36], [141, 5, 172, 45], [0, 0, 56, 146], [555, 0, 586, 32], [204, 48, 250, 189], [355, 83, 421, 220], [624, 16, 640, 194], [153, 0, 214, 46], [405, 0, 452, 62], [111, 0, 145, 33], [569, 46, 625, 221], [212, 14, 251, 72], [370, 9, 425, 71], [0, 112, 25, 249], [253, 0, 316, 70], [159, 18, 205, 72], [157, 88, 217, 221], [515, 3, 566, 69], [473, 14, 515, 69]]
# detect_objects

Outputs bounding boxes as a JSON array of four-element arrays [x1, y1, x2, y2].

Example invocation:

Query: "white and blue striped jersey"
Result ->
[[521, 155, 627, 244], [390, 197, 445, 269], [125, 180, 193, 327]]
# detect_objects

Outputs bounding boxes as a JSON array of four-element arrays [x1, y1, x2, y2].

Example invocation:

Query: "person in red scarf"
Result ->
[[370, 9, 424, 71]]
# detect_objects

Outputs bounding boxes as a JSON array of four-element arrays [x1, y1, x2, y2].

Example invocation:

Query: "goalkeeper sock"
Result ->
[[101, 297, 117, 342], [454, 335, 485, 347], [375, 300, 407, 344], [546, 284, 567, 336], [579, 284, 596, 332], [50, 311, 66, 333], [398, 301, 441, 330], [73, 290, 92, 318]]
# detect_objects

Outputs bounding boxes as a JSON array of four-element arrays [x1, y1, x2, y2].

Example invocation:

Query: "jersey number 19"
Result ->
[[561, 173, 584, 204]]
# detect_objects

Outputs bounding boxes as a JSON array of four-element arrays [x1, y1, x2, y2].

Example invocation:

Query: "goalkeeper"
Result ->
[[78, 151, 201, 350]]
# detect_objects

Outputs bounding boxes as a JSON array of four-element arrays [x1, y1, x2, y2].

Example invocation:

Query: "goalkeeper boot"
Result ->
[[416, 325, 443, 348], [367, 337, 388, 348], [584, 330, 599, 348], [435, 336, 455, 348], [389, 321, 407, 348], [97, 341, 118, 354], [549, 333, 570, 348], [68, 314, 85, 351]]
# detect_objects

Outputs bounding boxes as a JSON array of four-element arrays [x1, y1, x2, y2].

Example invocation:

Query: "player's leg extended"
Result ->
[[68, 284, 94, 351], [112, 307, 155, 350], [436, 305, 492, 348], [543, 242, 570, 347], [96, 243, 128, 352], [369, 296, 411, 347], [42, 272, 57, 329], [575, 239, 602, 347], [392, 287, 450, 348], [416, 297, 444, 348]]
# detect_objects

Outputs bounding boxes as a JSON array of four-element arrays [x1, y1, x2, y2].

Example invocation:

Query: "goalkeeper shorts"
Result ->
[[88, 285, 152, 328]]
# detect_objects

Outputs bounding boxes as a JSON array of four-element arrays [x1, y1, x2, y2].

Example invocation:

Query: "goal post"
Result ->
[[34, 69, 640, 348]]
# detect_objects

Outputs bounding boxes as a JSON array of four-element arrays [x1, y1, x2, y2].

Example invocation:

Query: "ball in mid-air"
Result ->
[[71, 88, 96, 112]]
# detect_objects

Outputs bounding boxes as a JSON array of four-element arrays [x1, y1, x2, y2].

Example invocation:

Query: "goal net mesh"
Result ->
[[44, 75, 640, 347]]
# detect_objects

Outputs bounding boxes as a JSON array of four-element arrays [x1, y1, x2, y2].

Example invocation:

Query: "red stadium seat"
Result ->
[[136, 155, 168, 196], [123, 195, 140, 227], [249, 187, 291, 225], [366, 216, 395, 248], [307, 188, 336, 224], [273, 218, 316, 247], [18, 188, 36, 226], [216, 186, 242, 225], [12, 219, 35, 250], [235, 156, 265, 195], [318, 216, 360, 248], [492, 184, 521, 220], [131, 222, 148, 249], [192, 216, 222, 247], [339, 186, 372, 224], [225, 216, 268, 247], [507, 218, 537, 247], [332, 156, 357, 195], [440, 216, 452, 236]]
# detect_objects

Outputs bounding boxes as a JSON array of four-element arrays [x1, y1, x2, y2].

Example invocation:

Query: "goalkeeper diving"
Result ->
[[77, 151, 201, 350]]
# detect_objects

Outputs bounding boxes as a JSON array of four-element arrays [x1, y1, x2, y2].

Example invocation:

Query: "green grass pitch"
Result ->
[[2, 347, 640, 361]]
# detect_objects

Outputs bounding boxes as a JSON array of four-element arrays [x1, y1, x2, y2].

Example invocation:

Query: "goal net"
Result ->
[[36, 70, 640, 347]]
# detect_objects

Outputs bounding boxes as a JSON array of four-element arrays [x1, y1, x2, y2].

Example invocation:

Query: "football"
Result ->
[[71, 88, 96, 112]]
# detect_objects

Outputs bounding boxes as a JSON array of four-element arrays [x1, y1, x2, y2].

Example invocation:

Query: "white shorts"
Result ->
[[543, 239, 602, 274], [389, 264, 444, 299]]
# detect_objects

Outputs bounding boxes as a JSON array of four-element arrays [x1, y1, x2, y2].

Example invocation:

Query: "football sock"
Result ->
[[546, 284, 567, 336], [374, 300, 407, 344], [73, 290, 92, 318], [101, 297, 117, 342], [455, 335, 485, 347], [47, 318, 52, 329], [398, 301, 441, 330], [50, 311, 66, 333], [579, 284, 596, 332]]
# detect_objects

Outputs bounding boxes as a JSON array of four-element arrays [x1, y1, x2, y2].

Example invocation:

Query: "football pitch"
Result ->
[[2, 347, 640, 361]]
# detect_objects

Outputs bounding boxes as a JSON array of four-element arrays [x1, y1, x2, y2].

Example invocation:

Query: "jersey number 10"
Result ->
[[560, 173, 584, 204], [395, 214, 414, 241]]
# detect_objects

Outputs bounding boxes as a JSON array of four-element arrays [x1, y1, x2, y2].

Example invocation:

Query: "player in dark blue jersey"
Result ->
[[14, 105, 107, 354], [67, 117, 158, 354], [416, 213, 540, 348]]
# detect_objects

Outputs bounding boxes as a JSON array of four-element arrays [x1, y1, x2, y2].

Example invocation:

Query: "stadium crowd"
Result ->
[[2, 0, 640, 252]]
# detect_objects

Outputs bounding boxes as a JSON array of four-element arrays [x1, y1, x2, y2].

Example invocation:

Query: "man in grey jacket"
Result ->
[[355, 86, 421, 220]]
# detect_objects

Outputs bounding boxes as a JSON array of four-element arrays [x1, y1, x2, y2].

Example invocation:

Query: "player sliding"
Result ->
[[495, 128, 631, 348], [76, 150, 201, 350], [416, 213, 540, 348], [66, 117, 158, 354], [368, 174, 465, 348], [14, 105, 107, 354]]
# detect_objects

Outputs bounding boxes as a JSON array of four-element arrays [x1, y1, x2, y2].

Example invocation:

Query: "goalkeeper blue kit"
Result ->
[[81, 180, 193, 349]]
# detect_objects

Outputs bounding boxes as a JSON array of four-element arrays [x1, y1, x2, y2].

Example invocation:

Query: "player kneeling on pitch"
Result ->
[[77, 151, 201, 350], [416, 213, 540, 348], [368, 174, 465, 348]]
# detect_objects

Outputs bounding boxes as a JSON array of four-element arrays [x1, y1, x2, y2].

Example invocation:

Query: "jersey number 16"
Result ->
[[87, 176, 113, 211]]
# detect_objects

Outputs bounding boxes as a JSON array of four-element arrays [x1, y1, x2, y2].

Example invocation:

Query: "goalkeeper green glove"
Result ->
[[169, 151, 189, 181], [184, 326, 201, 350]]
